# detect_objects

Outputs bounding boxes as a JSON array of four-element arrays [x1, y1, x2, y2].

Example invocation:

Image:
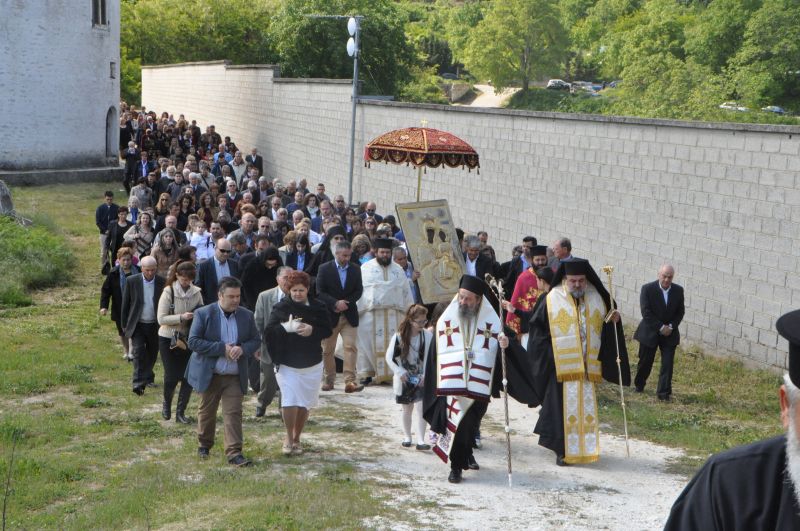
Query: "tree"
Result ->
[[729, 0, 800, 105], [120, 0, 277, 102], [683, 0, 761, 73], [463, 0, 568, 91], [269, 0, 415, 95]]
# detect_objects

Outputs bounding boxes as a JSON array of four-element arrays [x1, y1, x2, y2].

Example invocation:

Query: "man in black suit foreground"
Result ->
[[121, 256, 165, 395], [633, 264, 685, 401]]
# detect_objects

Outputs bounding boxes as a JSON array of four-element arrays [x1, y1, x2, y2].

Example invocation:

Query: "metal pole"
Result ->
[[346, 18, 360, 206]]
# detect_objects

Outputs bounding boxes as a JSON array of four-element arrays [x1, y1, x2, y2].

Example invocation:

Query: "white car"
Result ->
[[719, 101, 749, 112], [546, 79, 571, 90]]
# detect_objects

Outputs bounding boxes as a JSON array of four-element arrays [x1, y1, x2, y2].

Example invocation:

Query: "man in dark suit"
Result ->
[[121, 256, 165, 395], [633, 264, 685, 401], [245, 148, 263, 177], [463, 235, 497, 281], [123, 142, 140, 193], [503, 236, 538, 294], [187, 277, 260, 466], [134, 150, 155, 182], [316, 240, 364, 393], [195, 238, 240, 304]]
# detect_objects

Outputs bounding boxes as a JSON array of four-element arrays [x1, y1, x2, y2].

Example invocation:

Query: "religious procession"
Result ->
[[88, 106, 800, 529]]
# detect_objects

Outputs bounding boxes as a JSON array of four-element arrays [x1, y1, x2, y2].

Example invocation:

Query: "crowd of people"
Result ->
[[97, 105, 800, 527]]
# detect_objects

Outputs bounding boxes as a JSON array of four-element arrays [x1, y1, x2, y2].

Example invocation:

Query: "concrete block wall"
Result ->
[[142, 61, 800, 371]]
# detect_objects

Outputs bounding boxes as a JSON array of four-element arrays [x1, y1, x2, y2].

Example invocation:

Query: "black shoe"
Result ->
[[401, 440, 412, 448], [634, 386, 644, 393], [228, 454, 252, 467], [556, 455, 569, 466], [658, 394, 671, 402], [147, 382, 159, 389], [467, 455, 480, 470], [198, 447, 210, 459], [416, 443, 431, 451], [174, 383, 192, 424], [161, 402, 171, 420], [448, 469, 462, 483], [255, 406, 265, 418], [359, 377, 373, 386], [132, 386, 145, 396]]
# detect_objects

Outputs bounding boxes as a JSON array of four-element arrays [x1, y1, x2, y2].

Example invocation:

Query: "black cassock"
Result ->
[[422, 324, 540, 471], [526, 296, 631, 458], [665, 435, 800, 530]]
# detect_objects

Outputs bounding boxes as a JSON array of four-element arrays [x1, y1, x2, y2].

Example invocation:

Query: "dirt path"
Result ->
[[465, 84, 520, 108], [308, 382, 688, 530]]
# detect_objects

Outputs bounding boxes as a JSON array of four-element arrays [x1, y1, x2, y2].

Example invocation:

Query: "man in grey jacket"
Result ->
[[252, 266, 291, 417], [187, 277, 260, 467]]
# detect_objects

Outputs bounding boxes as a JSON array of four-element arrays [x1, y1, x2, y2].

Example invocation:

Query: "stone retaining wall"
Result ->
[[142, 61, 800, 370]]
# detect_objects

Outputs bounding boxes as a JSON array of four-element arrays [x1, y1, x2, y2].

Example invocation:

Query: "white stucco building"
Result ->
[[0, 0, 120, 176]]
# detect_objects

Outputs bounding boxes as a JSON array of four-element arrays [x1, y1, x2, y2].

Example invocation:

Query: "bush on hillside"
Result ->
[[0, 216, 74, 307]]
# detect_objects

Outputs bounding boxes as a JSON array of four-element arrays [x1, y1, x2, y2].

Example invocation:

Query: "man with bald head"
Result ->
[[195, 238, 240, 304], [633, 264, 685, 401], [121, 256, 166, 395]]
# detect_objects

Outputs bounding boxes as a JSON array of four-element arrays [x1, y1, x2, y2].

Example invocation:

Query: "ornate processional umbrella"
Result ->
[[364, 127, 480, 201]]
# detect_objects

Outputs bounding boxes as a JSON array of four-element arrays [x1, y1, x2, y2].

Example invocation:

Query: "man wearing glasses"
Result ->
[[195, 238, 240, 304]]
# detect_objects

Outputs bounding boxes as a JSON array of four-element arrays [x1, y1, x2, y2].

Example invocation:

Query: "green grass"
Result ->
[[506, 87, 800, 125], [0, 214, 75, 307], [597, 336, 783, 475], [505, 87, 614, 114], [0, 182, 406, 530]]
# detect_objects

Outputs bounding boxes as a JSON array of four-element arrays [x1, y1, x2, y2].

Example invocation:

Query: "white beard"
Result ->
[[786, 405, 800, 508]]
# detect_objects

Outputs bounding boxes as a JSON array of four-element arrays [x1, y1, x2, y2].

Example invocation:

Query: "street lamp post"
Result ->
[[346, 16, 362, 206]]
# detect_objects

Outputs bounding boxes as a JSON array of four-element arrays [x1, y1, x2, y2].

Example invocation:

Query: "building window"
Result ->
[[92, 0, 107, 26], [110, 61, 116, 79]]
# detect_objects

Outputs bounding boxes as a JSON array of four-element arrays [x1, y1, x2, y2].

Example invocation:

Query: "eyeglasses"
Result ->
[[412, 319, 428, 326], [218, 249, 232, 254]]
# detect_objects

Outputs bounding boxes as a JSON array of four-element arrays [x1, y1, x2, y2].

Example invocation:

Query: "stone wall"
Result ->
[[142, 61, 800, 370]]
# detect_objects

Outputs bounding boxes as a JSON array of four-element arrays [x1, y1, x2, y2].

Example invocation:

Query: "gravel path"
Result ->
[[317, 382, 688, 530]]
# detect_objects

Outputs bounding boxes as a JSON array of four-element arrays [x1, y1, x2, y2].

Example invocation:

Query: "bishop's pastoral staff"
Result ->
[[423, 275, 538, 484], [527, 258, 630, 466]]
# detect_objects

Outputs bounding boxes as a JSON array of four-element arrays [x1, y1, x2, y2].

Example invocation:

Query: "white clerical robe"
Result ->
[[356, 259, 415, 383]]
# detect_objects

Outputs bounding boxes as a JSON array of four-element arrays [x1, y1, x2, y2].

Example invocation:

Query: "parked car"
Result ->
[[546, 79, 571, 90], [719, 101, 749, 112], [762, 105, 786, 115]]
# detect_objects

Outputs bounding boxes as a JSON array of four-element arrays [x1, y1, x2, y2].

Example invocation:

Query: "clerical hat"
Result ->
[[325, 225, 346, 239], [562, 258, 591, 276], [776, 309, 800, 388], [374, 238, 394, 250], [531, 245, 548, 257], [459, 274, 486, 296]]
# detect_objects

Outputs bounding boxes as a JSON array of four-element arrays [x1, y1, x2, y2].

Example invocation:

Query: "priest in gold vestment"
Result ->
[[527, 258, 630, 465]]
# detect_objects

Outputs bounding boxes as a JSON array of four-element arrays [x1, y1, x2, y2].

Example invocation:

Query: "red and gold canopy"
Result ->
[[364, 127, 480, 171]]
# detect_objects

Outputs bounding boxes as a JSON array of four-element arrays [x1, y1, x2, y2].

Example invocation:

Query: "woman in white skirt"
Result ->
[[385, 304, 433, 450], [265, 271, 333, 456]]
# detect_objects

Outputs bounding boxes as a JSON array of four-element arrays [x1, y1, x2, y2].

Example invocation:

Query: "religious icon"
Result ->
[[396, 200, 465, 304]]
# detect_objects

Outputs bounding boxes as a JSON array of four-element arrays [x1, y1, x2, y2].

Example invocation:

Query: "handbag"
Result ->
[[394, 333, 425, 404], [167, 286, 188, 350]]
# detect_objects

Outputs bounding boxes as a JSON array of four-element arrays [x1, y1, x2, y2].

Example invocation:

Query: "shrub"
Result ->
[[0, 215, 74, 307]]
